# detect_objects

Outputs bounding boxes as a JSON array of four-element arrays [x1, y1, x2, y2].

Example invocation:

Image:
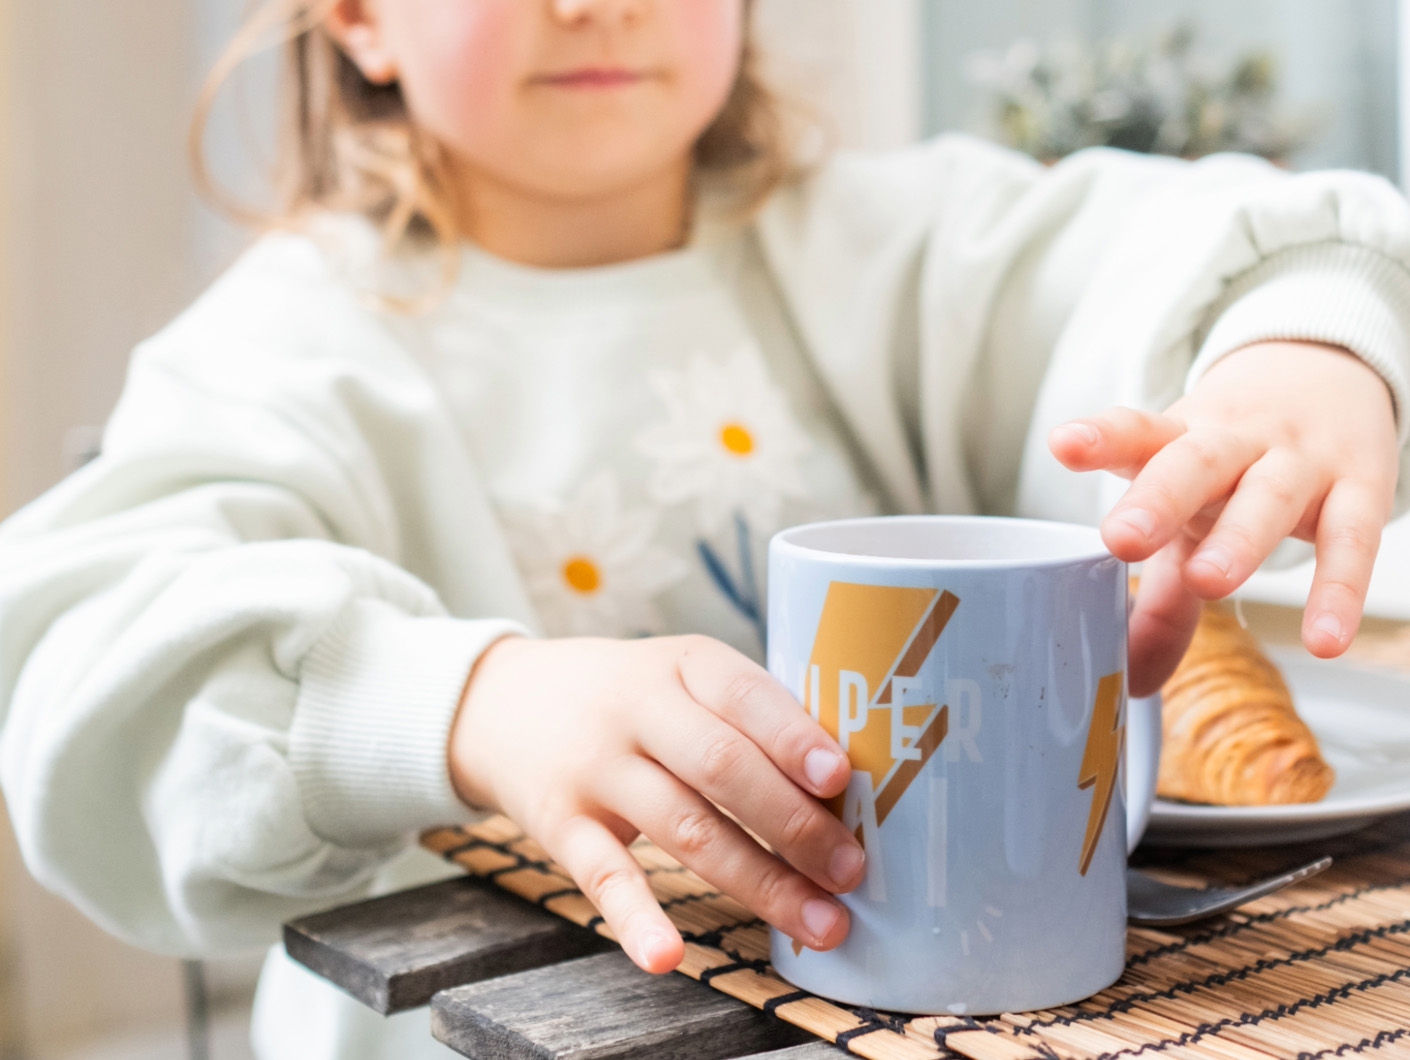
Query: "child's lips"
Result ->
[[532, 67, 653, 89]]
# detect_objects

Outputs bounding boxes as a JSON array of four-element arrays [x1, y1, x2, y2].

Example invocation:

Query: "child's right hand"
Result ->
[[448, 635, 865, 974]]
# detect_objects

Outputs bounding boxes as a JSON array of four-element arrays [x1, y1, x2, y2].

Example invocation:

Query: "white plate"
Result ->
[[1143, 649, 1410, 847]]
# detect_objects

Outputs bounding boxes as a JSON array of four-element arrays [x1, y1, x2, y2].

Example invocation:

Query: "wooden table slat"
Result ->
[[284, 876, 611, 1014], [430, 950, 818, 1060]]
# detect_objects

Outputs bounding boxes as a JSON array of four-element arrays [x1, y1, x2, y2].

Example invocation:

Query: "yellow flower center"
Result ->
[[719, 422, 755, 457], [562, 556, 602, 595]]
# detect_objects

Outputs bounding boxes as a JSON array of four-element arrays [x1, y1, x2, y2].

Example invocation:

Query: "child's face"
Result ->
[[344, 0, 744, 201]]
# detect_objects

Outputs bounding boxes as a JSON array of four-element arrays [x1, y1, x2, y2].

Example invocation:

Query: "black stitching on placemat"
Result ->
[[834, 1022, 890, 1048], [762, 991, 810, 1014], [535, 882, 723, 912], [660, 889, 725, 911], [852, 1007, 906, 1029], [933, 1018, 1059, 1059], [1087, 964, 1410, 1059], [1026, 917, 1410, 1031], [679, 920, 765, 950], [931, 1017, 982, 1050], [833, 1008, 908, 1051], [436, 837, 485, 861], [487, 858, 557, 881], [535, 887, 582, 907], [682, 928, 727, 949], [1126, 873, 1410, 970], [699, 958, 770, 983], [442, 835, 573, 886], [727, 917, 766, 933], [1297, 1027, 1410, 1059], [1020, 964, 1410, 1059], [445, 833, 785, 943]]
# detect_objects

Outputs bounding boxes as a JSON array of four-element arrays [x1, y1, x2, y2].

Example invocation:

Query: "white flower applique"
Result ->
[[636, 345, 811, 535], [503, 472, 688, 638], [636, 345, 813, 642]]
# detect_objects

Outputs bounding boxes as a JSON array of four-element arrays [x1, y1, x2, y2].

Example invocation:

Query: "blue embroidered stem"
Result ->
[[697, 513, 765, 646], [735, 514, 759, 615], [697, 540, 753, 619]]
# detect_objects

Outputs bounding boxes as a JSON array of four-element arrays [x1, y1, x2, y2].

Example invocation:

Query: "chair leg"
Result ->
[[183, 960, 210, 1060]]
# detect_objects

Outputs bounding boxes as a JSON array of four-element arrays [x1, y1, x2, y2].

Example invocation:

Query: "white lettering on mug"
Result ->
[[838, 670, 869, 752], [943, 679, 983, 763], [793, 661, 822, 722], [926, 774, 949, 908], [889, 675, 925, 762], [839, 771, 887, 902]]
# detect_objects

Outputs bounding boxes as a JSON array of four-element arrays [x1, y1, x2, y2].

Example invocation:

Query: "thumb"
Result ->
[[1128, 540, 1201, 698]]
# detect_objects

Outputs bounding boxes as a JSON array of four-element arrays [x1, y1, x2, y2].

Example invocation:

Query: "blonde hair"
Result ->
[[192, 0, 797, 271]]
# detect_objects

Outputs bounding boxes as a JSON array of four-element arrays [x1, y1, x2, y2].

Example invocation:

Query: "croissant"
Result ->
[[1158, 604, 1334, 806]]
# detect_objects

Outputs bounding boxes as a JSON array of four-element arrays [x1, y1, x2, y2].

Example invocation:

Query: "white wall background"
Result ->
[[2, 1, 206, 514], [0, 3, 206, 1048]]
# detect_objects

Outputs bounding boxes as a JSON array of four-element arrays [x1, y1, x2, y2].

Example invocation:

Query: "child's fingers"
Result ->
[[1182, 449, 1324, 597], [600, 757, 850, 952], [551, 815, 684, 974], [1049, 408, 1185, 477], [635, 701, 865, 894], [1303, 480, 1387, 657], [1127, 539, 1202, 698], [1102, 427, 1260, 562], [676, 637, 850, 798]]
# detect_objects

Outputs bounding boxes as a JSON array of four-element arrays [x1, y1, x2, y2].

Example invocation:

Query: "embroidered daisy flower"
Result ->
[[636, 345, 811, 534], [503, 472, 688, 638]]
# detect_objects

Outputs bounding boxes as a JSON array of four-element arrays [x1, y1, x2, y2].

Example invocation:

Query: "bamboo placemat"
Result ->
[[422, 809, 1410, 1060]]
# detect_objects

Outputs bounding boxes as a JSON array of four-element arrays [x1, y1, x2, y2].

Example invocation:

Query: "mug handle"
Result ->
[[1124, 692, 1162, 853]]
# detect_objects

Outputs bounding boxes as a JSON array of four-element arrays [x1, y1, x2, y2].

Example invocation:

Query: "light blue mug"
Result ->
[[766, 516, 1160, 1015]]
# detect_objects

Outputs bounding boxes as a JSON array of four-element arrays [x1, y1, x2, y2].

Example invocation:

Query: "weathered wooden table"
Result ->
[[286, 808, 1410, 1060], [285, 613, 1410, 1060], [285, 867, 834, 1060]]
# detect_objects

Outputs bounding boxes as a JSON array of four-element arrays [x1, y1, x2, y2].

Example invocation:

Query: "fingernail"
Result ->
[[829, 843, 865, 890], [1312, 611, 1344, 645], [804, 747, 847, 791], [801, 897, 843, 942], [636, 927, 677, 971], [1192, 545, 1233, 578], [1115, 508, 1157, 542], [1058, 422, 1100, 445]]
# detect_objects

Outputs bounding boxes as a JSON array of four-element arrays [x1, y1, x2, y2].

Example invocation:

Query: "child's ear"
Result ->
[[324, 0, 398, 85]]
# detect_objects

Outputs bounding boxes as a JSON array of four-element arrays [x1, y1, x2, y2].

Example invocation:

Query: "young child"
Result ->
[[1, 1, 1407, 1056]]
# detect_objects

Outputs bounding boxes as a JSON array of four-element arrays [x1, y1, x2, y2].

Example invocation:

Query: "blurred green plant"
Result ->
[[965, 23, 1319, 162]]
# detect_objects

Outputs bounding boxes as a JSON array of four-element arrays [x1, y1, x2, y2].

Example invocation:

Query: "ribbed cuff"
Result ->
[[1190, 242, 1410, 445], [290, 600, 526, 848]]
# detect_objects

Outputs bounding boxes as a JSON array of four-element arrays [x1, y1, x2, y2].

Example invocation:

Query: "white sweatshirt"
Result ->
[[4, 136, 1410, 1058]]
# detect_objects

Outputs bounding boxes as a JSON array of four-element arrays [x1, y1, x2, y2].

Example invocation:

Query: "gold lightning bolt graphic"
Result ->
[[1077, 672, 1126, 877], [792, 583, 959, 955], [803, 583, 959, 834]]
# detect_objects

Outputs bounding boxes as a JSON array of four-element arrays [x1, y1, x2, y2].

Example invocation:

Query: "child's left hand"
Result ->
[[1049, 340, 1400, 697]]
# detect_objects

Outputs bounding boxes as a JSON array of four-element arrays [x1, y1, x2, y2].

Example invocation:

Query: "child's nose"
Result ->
[[550, 0, 649, 26]]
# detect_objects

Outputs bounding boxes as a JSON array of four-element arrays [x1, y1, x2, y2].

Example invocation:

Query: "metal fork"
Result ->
[[1127, 856, 1333, 926]]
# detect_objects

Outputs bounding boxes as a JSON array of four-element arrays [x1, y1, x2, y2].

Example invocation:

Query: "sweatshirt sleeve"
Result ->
[[753, 136, 1410, 525], [0, 239, 527, 957]]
